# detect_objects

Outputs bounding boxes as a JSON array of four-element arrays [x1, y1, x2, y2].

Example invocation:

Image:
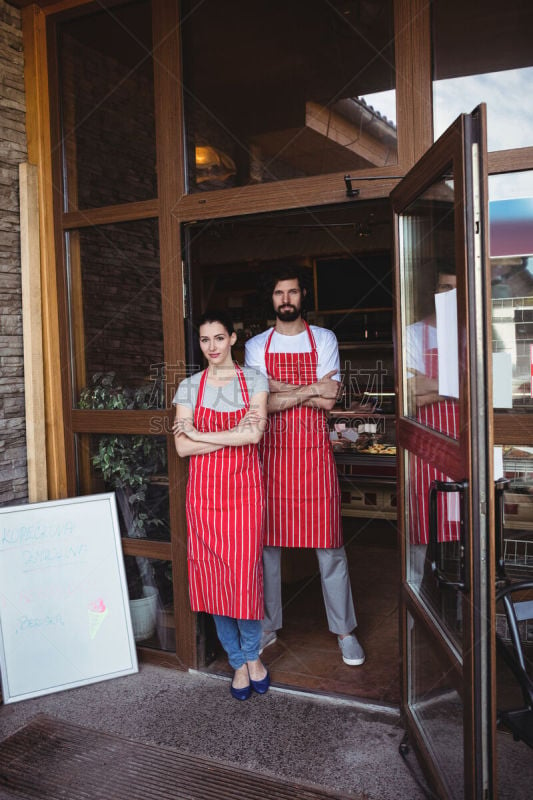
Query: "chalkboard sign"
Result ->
[[0, 493, 138, 704]]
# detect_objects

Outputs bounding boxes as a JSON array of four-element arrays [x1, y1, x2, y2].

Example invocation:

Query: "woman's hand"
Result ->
[[173, 417, 200, 440]]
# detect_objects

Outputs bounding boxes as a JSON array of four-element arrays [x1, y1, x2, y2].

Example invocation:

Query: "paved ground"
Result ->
[[0, 664, 426, 800]]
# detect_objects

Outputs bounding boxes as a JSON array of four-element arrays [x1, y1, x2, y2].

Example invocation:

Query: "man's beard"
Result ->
[[275, 305, 301, 322]]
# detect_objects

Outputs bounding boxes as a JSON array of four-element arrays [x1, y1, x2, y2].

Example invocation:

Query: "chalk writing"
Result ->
[[1, 521, 74, 550], [22, 543, 88, 571], [16, 613, 65, 635]]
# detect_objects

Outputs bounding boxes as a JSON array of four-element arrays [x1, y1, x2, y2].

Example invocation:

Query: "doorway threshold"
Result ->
[[191, 668, 400, 718]]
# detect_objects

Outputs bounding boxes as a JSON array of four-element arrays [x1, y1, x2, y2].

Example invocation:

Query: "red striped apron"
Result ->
[[186, 366, 264, 619], [410, 322, 460, 545], [261, 323, 342, 549]]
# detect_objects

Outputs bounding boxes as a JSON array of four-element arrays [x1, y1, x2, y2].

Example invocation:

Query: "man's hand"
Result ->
[[408, 372, 444, 407], [415, 391, 443, 407], [268, 378, 293, 393], [313, 370, 342, 401]]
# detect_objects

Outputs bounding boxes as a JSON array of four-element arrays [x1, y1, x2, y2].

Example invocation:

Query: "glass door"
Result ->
[[392, 107, 495, 799]]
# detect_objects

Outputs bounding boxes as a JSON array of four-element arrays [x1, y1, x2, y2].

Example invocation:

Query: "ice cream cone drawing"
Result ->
[[88, 598, 108, 639]]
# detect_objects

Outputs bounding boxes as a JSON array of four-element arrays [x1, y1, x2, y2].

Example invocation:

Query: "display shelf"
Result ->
[[338, 341, 393, 349], [330, 410, 396, 418], [341, 507, 397, 520]]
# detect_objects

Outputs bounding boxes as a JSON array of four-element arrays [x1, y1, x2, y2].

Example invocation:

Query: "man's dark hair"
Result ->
[[196, 309, 235, 335], [261, 265, 312, 311]]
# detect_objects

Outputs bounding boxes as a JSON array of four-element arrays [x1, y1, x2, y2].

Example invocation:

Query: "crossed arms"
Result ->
[[266, 370, 341, 413], [173, 391, 268, 456]]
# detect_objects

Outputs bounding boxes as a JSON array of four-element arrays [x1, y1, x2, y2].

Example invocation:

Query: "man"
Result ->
[[245, 267, 364, 666]]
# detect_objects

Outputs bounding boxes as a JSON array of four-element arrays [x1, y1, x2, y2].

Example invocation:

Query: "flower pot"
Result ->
[[129, 585, 159, 642]]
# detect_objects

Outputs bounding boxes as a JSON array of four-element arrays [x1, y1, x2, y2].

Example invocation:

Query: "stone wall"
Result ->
[[0, 0, 27, 505]]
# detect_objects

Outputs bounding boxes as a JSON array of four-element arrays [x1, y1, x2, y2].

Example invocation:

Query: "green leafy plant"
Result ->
[[79, 372, 169, 600], [78, 372, 167, 538], [79, 371, 167, 538]]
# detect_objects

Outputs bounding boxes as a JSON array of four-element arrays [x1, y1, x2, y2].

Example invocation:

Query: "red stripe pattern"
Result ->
[[186, 366, 264, 619], [409, 322, 460, 544], [261, 323, 342, 549]]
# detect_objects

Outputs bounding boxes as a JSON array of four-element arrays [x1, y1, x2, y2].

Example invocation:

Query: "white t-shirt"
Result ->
[[244, 325, 340, 381], [405, 319, 437, 377]]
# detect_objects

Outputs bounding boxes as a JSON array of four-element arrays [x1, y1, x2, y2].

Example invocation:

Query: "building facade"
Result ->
[[1, 2, 533, 797]]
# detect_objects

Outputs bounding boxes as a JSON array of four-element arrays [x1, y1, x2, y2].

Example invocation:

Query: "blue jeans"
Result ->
[[212, 615, 262, 669]]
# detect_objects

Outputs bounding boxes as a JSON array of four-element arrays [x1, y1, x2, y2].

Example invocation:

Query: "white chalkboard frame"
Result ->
[[0, 493, 138, 703]]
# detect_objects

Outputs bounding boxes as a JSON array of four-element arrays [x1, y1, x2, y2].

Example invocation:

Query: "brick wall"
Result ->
[[0, 0, 28, 505]]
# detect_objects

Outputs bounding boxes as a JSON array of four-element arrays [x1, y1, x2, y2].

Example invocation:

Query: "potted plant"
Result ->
[[79, 371, 168, 641]]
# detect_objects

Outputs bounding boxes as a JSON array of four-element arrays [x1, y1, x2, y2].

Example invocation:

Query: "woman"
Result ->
[[173, 310, 269, 700]]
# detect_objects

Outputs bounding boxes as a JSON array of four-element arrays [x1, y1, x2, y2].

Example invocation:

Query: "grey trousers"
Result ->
[[262, 545, 357, 635]]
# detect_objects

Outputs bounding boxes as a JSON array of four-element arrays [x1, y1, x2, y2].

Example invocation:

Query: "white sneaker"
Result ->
[[259, 630, 278, 655], [338, 633, 365, 666]]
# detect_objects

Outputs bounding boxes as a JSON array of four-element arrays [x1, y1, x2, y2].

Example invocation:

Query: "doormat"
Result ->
[[0, 714, 363, 800]]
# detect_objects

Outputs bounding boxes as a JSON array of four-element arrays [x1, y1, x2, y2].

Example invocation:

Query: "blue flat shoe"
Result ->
[[230, 683, 252, 701], [250, 670, 270, 695]]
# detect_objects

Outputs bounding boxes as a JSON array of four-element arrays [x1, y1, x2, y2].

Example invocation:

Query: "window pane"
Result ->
[[68, 219, 163, 404], [58, 1, 157, 210], [432, 0, 533, 150], [408, 612, 464, 800], [125, 556, 175, 651], [181, 0, 396, 192], [490, 171, 533, 412], [496, 449, 533, 797], [399, 174, 460, 431], [405, 451, 463, 649], [77, 433, 170, 543], [501, 445, 533, 574]]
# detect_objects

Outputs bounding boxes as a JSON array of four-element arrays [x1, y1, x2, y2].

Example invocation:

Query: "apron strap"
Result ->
[[235, 364, 250, 409], [196, 369, 208, 410], [264, 327, 275, 356], [303, 321, 318, 353]]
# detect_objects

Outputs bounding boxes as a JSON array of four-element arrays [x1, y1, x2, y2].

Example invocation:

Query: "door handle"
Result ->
[[494, 478, 510, 582], [428, 479, 468, 591]]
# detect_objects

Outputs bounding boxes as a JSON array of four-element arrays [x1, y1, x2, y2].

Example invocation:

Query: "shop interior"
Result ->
[[183, 201, 533, 717], [184, 200, 400, 703]]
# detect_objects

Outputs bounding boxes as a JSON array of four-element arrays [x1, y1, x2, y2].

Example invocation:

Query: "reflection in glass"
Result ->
[[408, 612, 464, 800], [432, 0, 533, 151], [406, 451, 463, 647], [58, 1, 156, 210], [125, 555, 174, 651], [68, 219, 163, 404], [76, 434, 170, 542], [500, 445, 533, 577], [489, 173, 533, 412], [181, 0, 396, 192], [399, 176, 460, 431]]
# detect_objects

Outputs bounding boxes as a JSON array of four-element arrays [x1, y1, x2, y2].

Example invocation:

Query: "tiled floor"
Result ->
[[204, 518, 401, 704]]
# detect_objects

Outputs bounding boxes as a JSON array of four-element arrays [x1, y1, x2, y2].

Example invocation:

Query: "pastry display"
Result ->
[[358, 444, 396, 455]]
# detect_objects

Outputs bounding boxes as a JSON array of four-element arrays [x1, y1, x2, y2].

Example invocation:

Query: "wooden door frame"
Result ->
[[392, 107, 495, 799], [19, 0, 533, 676]]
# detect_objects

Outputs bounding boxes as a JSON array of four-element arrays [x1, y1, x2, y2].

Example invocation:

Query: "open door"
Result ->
[[392, 106, 496, 799]]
